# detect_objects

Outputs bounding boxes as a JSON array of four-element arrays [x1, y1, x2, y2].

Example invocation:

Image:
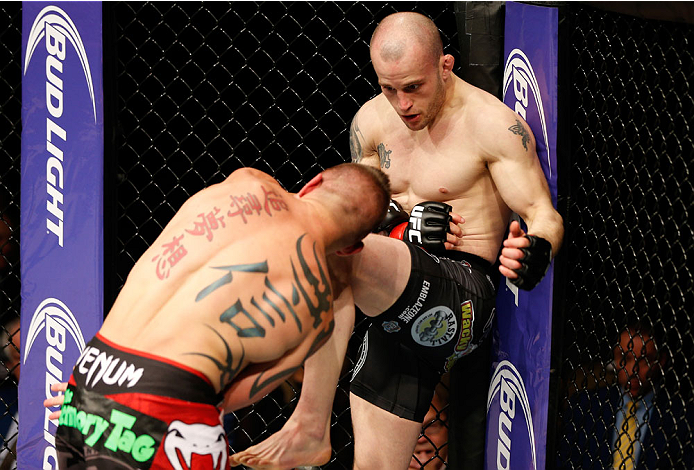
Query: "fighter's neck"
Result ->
[[294, 197, 342, 252], [422, 76, 467, 132]]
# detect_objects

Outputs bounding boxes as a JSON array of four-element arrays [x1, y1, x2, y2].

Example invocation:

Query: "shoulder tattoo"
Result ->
[[508, 119, 530, 151], [349, 116, 364, 163]]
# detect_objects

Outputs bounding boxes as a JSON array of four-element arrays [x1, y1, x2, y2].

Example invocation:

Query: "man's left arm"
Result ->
[[487, 112, 564, 289]]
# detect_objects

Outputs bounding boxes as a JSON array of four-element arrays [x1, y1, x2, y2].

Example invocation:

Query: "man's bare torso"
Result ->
[[358, 77, 512, 263], [98, 168, 333, 400]]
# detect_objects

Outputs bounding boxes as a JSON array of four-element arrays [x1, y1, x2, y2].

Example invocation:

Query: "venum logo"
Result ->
[[487, 360, 537, 470], [24, 297, 86, 467], [75, 345, 144, 389], [164, 421, 227, 470], [24, 6, 97, 247]]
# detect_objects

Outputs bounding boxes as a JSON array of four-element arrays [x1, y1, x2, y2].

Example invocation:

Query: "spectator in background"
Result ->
[[0, 182, 20, 470], [0, 190, 20, 320], [0, 190, 18, 275], [410, 384, 449, 469], [0, 317, 20, 469], [559, 322, 693, 469]]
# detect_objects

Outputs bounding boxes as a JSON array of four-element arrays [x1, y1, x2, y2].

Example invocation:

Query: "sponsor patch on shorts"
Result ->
[[410, 306, 457, 347], [382, 320, 401, 333], [59, 386, 167, 468], [398, 280, 431, 323], [444, 300, 477, 371], [58, 385, 228, 469]]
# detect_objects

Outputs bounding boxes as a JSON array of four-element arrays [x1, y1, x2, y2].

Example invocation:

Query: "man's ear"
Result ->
[[441, 54, 455, 79], [336, 241, 364, 256], [297, 173, 323, 198]]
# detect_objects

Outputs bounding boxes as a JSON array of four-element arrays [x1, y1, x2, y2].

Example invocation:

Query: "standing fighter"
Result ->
[[48, 163, 389, 469], [230, 11, 563, 470]]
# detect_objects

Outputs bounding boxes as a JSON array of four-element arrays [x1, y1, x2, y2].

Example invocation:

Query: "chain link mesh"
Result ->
[[0, 3, 21, 466], [111, 2, 457, 468], [3, 2, 692, 469], [556, 4, 693, 469]]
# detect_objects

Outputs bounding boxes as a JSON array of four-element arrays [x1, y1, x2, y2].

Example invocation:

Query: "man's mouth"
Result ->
[[401, 113, 420, 123]]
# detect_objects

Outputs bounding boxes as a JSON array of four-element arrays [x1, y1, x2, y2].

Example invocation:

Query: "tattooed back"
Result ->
[[99, 167, 335, 401]]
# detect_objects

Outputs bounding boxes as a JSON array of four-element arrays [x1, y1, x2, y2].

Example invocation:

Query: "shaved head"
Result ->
[[370, 12, 443, 66]]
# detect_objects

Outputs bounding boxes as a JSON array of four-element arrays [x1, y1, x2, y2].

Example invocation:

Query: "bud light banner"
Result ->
[[486, 3, 558, 470], [20, 3, 103, 468]]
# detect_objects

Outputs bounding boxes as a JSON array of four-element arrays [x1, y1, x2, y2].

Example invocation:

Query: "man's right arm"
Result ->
[[484, 106, 564, 289], [349, 107, 381, 169]]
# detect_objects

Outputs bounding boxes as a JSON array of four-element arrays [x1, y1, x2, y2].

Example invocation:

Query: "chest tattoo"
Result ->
[[377, 142, 392, 169]]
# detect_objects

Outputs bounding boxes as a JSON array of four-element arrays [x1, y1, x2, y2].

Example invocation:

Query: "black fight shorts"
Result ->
[[350, 243, 497, 422]]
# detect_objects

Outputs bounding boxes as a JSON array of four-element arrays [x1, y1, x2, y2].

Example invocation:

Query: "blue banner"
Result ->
[[486, 3, 558, 470], [19, 3, 103, 468]]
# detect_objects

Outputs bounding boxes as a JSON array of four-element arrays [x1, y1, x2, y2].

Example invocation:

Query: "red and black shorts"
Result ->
[[55, 333, 229, 470], [350, 244, 497, 422]]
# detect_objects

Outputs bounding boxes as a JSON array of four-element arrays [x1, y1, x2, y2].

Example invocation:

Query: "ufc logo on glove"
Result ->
[[408, 206, 425, 244]]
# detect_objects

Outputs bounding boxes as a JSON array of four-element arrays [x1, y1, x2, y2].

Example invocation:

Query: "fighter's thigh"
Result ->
[[351, 235, 412, 316], [350, 392, 422, 470]]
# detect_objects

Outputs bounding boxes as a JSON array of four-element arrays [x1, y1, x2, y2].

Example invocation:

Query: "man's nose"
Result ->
[[397, 92, 412, 110], [417, 432, 430, 444]]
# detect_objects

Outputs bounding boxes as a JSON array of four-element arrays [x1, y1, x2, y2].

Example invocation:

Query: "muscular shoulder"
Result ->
[[350, 96, 390, 165], [225, 167, 279, 186], [468, 93, 537, 163], [216, 167, 290, 204], [361, 94, 393, 119], [171, 167, 293, 235]]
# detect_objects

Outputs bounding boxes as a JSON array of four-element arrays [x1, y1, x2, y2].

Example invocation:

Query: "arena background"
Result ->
[[1, 2, 692, 468]]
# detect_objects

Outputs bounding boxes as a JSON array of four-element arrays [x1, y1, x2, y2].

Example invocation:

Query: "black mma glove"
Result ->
[[374, 200, 409, 234], [390, 201, 453, 254], [510, 235, 552, 290]]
